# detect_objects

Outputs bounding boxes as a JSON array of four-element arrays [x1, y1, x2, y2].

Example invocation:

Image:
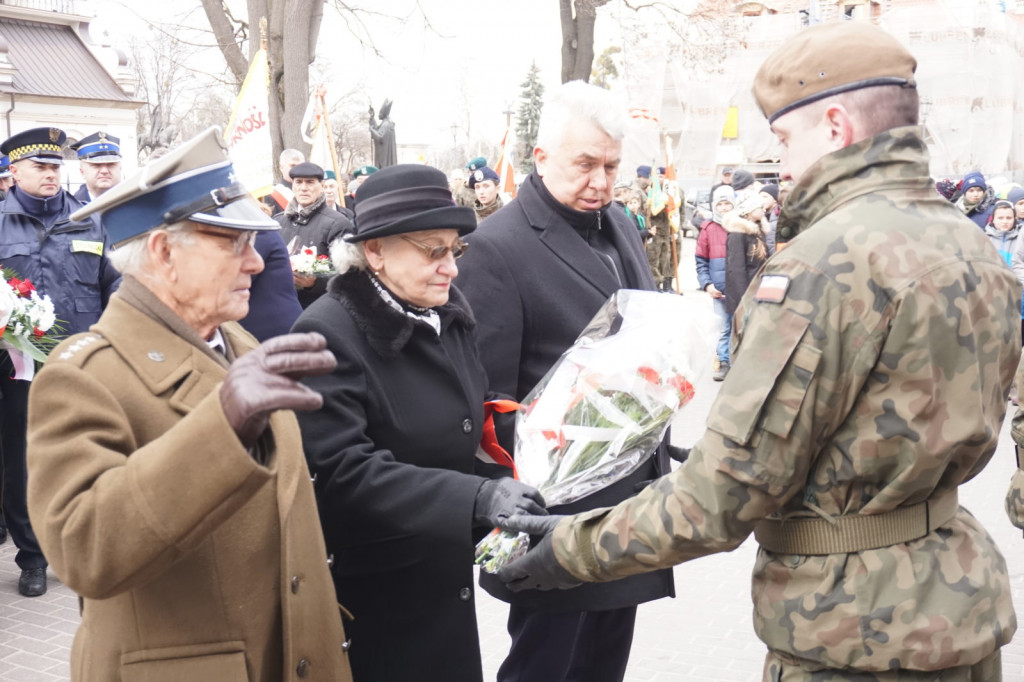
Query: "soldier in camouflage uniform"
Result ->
[[498, 22, 1020, 681]]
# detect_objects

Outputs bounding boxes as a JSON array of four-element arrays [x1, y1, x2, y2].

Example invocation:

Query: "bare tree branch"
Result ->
[[199, 0, 249, 85]]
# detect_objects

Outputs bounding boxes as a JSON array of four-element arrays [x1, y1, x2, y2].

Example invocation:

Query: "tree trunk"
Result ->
[[201, 0, 322, 181], [200, 0, 249, 85], [559, 0, 605, 84]]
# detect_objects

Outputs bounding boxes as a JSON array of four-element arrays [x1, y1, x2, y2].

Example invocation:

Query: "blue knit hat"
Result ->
[[961, 171, 986, 192], [635, 165, 651, 179]]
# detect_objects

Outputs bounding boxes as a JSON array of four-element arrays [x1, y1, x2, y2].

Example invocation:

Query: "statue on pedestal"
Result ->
[[368, 99, 397, 168]]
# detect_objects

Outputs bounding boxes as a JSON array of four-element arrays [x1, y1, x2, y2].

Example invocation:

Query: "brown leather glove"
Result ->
[[219, 332, 336, 449]]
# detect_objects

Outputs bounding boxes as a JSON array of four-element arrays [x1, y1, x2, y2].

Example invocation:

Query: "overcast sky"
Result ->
[[89, 0, 608, 149]]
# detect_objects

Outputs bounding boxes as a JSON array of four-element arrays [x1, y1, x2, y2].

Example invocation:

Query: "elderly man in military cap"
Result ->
[[26, 127, 353, 681], [276, 161, 352, 308], [346, 164, 377, 208], [71, 131, 123, 203], [496, 22, 1020, 681], [0, 126, 120, 597]]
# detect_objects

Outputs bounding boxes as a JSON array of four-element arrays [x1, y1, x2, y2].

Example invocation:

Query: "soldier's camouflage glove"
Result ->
[[220, 332, 336, 450], [473, 479, 547, 527], [497, 514, 582, 592]]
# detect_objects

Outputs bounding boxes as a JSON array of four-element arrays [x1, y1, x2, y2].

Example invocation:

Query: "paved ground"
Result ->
[[5, 237, 1024, 680]]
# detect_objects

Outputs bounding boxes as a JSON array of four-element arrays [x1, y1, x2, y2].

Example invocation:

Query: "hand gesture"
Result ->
[[220, 333, 336, 448]]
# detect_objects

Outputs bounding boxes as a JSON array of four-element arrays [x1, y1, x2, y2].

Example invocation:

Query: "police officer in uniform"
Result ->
[[0, 127, 120, 596], [497, 23, 1020, 681], [71, 131, 122, 203]]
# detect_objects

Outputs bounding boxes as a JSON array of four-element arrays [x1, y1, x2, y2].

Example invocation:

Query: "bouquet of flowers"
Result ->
[[475, 290, 717, 573], [289, 245, 335, 277], [0, 267, 61, 368]]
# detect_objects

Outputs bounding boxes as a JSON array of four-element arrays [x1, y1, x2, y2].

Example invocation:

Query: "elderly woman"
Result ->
[[293, 164, 545, 681], [26, 129, 352, 682]]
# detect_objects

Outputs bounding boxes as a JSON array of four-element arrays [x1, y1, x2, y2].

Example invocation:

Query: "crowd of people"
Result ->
[[3, 18, 1024, 682]]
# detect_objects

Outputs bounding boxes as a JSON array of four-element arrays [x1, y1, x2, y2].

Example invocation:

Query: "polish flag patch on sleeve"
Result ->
[[754, 274, 790, 303]]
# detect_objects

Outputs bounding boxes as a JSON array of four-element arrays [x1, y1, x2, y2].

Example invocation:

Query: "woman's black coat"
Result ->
[[293, 270, 493, 682]]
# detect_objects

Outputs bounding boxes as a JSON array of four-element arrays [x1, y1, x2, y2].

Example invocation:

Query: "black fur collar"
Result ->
[[327, 269, 475, 359]]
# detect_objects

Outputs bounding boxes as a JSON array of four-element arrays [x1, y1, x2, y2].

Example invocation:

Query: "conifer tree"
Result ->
[[515, 61, 544, 174]]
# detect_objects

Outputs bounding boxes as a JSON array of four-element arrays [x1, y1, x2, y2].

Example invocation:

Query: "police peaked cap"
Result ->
[[1, 127, 66, 165], [72, 131, 122, 163], [71, 126, 278, 246], [346, 164, 476, 243]]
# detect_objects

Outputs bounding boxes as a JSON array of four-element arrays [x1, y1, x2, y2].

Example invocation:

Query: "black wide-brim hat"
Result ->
[[346, 164, 476, 243]]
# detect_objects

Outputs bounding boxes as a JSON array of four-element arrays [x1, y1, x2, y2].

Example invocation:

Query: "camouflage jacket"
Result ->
[[474, 194, 504, 222], [1004, 359, 1024, 526], [553, 126, 1020, 672]]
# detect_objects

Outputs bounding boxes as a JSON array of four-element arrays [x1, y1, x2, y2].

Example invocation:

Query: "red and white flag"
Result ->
[[494, 127, 517, 198]]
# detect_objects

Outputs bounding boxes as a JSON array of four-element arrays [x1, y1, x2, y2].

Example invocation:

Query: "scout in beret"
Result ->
[[468, 166, 504, 222], [71, 131, 123, 202]]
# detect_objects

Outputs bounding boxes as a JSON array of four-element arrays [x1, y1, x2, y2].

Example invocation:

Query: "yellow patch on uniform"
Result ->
[[71, 240, 104, 256], [754, 274, 790, 303]]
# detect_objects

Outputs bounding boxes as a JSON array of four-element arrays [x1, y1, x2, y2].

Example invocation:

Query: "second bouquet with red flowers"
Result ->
[[475, 289, 716, 573]]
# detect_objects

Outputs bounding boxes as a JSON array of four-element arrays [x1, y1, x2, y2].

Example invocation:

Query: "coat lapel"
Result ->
[[520, 188, 620, 298]]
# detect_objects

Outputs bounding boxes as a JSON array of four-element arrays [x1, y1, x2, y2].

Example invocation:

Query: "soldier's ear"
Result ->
[[824, 103, 856, 151]]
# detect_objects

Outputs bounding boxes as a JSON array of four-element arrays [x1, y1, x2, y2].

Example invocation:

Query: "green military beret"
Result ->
[[466, 156, 487, 172], [353, 165, 378, 178], [752, 21, 916, 124]]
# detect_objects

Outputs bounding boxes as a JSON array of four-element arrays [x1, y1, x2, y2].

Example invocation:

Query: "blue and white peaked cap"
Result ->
[[70, 126, 278, 247]]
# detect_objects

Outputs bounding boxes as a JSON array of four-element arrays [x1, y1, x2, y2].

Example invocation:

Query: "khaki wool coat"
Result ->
[[26, 285, 353, 682]]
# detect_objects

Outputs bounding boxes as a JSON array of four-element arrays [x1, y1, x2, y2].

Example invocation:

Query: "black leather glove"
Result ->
[[497, 515, 582, 592], [220, 332, 336, 449], [473, 478, 547, 528]]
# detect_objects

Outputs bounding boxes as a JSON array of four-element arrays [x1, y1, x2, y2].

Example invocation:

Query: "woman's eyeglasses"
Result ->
[[400, 235, 469, 261]]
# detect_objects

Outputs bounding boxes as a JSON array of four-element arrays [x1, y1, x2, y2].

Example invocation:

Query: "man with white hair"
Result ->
[[456, 81, 674, 682]]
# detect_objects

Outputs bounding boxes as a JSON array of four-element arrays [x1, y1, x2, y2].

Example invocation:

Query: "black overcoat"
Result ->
[[293, 271, 493, 682], [456, 174, 675, 612]]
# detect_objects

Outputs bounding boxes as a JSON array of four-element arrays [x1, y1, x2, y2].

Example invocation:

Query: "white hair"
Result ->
[[107, 222, 194, 275], [279, 148, 305, 164], [535, 81, 628, 152], [329, 237, 369, 275]]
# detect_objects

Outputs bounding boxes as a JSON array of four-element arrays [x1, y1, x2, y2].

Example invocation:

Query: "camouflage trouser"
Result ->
[[763, 649, 1001, 682], [646, 230, 673, 283]]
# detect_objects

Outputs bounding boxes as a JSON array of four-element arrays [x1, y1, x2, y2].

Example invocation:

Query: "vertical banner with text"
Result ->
[[224, 48, 273, 198]]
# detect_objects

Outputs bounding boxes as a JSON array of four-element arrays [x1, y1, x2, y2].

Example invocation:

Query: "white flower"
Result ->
[[0, 280, 13, 331]]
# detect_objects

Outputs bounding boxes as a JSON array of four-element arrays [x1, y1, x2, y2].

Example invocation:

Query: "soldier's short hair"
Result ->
[[535, 81, 627, 152], [794, 84, 919, 138]]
